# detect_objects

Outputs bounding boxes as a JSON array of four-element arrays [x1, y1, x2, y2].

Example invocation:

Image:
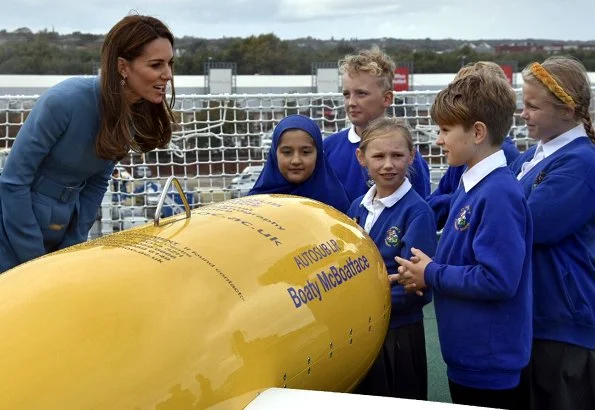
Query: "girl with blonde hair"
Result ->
[[510, 56, 595, 410]]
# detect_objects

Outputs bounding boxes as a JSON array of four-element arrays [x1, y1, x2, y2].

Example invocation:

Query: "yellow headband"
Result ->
[[529, 63, 576, 109]]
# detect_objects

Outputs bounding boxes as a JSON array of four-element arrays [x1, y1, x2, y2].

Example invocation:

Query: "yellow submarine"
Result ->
[[0, 177, 392, 409]]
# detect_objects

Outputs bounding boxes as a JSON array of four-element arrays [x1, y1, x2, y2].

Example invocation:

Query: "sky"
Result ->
[[2, 0, 594, 41]]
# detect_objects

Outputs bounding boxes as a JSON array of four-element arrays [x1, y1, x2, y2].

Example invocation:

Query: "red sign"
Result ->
[[500, 64, 514, 86], [393, 67, 410, 91]]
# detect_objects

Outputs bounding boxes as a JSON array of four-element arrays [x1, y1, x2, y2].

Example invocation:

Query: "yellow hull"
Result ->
[[0, 195, 390, 409]]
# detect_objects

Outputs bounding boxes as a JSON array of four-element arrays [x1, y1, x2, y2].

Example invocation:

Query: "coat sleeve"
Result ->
[[0, 92, 70, 263]]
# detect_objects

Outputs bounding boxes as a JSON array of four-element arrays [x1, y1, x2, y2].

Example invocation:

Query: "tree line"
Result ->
[[1, 29, 595, 75]]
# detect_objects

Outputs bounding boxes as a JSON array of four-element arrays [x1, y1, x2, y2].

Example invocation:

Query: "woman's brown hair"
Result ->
[[97, 14, 177, 160]]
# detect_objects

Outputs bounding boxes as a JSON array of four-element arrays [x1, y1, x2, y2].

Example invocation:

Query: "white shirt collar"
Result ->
[[537, 123, 586, 158], [347, 125, 361, 143], [461, 150, 507, 193], [361, 178, 412, 210]]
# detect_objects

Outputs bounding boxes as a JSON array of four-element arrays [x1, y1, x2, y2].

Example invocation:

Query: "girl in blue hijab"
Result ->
[[248, 115, 350, 213]]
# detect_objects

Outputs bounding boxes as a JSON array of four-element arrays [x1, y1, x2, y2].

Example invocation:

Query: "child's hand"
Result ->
[[410, 247, 432, 270], [388, 268, 413, 286], [388, 269, 424, 297], [388, 273, 400, 287], [394, 247, 432, 294]]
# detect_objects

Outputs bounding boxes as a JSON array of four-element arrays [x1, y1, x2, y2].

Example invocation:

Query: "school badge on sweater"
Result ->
[[454, 205, 471, 231], [532, 171, 546, 190], [385, 226, 401, 247]]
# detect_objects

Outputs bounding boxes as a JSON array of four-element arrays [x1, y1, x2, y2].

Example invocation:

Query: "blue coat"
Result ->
[[0, 77, 114, 272]]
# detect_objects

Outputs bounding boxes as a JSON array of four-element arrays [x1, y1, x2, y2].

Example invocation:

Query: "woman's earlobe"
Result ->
[[117, 57, 128, 77]]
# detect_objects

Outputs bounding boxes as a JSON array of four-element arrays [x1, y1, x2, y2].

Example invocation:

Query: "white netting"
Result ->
[[1, 89, 594, 237]]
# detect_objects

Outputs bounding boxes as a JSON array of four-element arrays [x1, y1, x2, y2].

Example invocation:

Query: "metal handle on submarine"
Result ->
[[154, 175, 192, 227]]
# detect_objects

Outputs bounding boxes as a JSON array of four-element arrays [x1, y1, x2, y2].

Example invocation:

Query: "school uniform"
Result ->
[[248, 115, 350, 213], [348, 178, 437, 399], [0, 77, 114, 272], [324, 126, 431, 202], [510, 124, 595, 410], [427, 137, 520, 230], [425, 150, 532, 409]]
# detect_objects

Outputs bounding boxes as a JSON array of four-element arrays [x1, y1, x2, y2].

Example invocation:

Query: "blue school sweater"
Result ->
[[424, 166, 533, 389], [324, 128, 431, 201], [509, 137, 595, 349], [348, 188, 437, 328], [427, 137, 520, 230]]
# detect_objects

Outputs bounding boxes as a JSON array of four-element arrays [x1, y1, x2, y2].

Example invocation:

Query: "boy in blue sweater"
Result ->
[[393, 72, 532, 409], [427, 61, 520, 229], [324, 47, 431, 202], [510, 56, 595, 410], [348, 117, 436, 400]]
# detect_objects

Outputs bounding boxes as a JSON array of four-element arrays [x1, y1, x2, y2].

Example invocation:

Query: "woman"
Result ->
[[248, 114, 350, 213], [0, 14, 177, 273]]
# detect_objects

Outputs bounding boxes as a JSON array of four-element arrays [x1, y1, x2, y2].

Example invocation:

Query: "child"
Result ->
[[509, 56, 595, 410], [394, 72, 532, 410], [426, 61, 520, 229], [348, 117, 436, 400], [248, 114, 350, 213], [324, 47, 431, 202]]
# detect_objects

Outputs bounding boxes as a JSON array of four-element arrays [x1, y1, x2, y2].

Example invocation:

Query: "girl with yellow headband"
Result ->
[[510, 56, 595, 410]]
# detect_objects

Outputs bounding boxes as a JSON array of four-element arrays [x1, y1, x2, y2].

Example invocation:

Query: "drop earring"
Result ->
[[120, 77, 126, 87]]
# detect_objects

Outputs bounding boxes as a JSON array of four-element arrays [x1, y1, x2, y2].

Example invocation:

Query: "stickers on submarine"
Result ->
[[0, 177, 392, 409]]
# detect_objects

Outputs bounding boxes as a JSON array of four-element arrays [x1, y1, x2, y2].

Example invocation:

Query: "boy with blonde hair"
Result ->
[[324, 47, 430, 202], [394, 72, 532, 409]]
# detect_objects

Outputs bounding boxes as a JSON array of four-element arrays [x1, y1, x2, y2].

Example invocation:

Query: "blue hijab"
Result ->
[[248, 115, 350, 213]]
